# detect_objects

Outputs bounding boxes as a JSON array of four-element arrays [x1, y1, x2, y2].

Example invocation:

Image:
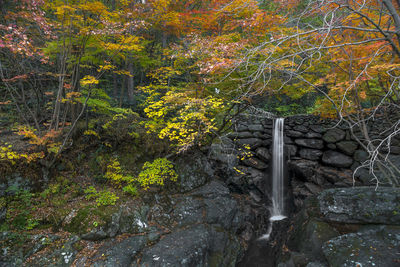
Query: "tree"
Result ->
[[233, 0, 400, 186]]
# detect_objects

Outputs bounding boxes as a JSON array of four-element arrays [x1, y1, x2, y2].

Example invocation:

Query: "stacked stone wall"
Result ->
[[211, 113, 400, 210]]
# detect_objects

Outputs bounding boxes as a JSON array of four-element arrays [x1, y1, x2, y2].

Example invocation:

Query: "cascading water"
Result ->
[[270, 118, 286, 221], [259, 118, 286, 240]]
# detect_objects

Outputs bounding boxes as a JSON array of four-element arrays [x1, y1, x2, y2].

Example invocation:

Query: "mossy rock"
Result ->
[[63, 205, 118, 235]]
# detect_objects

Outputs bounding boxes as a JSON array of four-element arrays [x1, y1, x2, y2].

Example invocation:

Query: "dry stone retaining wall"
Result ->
[[211, 113, 400, 210]]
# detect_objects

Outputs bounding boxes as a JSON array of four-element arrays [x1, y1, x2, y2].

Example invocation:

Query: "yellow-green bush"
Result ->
[[136, 158, 178, 190], [104, 158, 134, 185]]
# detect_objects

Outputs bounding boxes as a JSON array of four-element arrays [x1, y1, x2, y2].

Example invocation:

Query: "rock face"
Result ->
[[322, 226, 400, 267], [279, 187, 400, 267], [136, 224, 241, 267], [318, 187, 400, 224], [81, 181, 253, 266], [1, 160, 262, 267]]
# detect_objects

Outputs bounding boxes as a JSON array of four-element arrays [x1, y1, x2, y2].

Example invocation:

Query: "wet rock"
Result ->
[[255, 147, 271, 162], [322, 128, 346, 143], [318, 187, 400, 224], [293, 125, 309, 133], [91, 236, 147, 267], [241, 157, 268, 170], [204, 195, 238, 229], [305, 132, 322, 139], [327, 143, 336, 150], [191, 180, 230, 198], [316, 166, 353, 185], [135, 225, 242, 267], [286, 130, 303, 138], [209, 143, 238, 166], [283, 136, 292, 144], [288, 218, 339, 262], [381, 145, 400, 155], [295, 139, 324, 149], [248, 124, 264, 132], [246, 168, 266, 192], [309, 125, 326, 133], [236, 138, 263, 150], [28, 236, 79, 266], [253, 132, 270, 140], [322, 151, 353, 168], [175, 151, 214, 192], [286, 145, 298, 157], [299, 149, 323, 161], [336, 141, 358, 156], [289, 160, 318, 181], [81, 205, 150, 241], [235, 124, 248, 132], [322, 226, 400, 267], [172, 197, 204, 227], [227, 131, 253, 139], [304, 183, 323, 195], [306, 262, 327, 267]]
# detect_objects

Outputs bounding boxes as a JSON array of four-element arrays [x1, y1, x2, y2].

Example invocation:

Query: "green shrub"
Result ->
[[136, 158, 178, 190], [84, 186, 119, 206], [104, 158, 134, 185], [122, 184, 138, 197]]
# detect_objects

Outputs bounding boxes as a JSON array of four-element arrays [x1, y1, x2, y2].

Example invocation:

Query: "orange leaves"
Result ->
[[17, 126, 61, 148]]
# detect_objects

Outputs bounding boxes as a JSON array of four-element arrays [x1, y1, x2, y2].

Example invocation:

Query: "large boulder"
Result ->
[[322, 151, 353, 168], [322, 226, 400, 267], [322, 128, 346, 143], [318, 187, 400, 224]]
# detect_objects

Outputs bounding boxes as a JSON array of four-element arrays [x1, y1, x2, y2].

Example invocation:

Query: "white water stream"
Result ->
[[260, 118, 286, 240], [270, 118, 285, 220]]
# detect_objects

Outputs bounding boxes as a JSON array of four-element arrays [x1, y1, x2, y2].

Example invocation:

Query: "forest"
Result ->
[[1, 0, 400, 266]]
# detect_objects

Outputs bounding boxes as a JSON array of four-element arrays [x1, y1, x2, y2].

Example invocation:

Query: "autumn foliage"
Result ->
[[1, 0, 400, 162]]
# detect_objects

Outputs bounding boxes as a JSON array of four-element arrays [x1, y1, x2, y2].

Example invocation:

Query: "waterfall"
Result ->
[[259, 118, 286, 240], [270, 118, 286, 221]]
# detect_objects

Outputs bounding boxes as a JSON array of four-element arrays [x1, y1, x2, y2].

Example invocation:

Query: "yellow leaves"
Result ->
[[100, 36, 143, 54], [0, 144, 44, 165], [97, 64, 116, 72], [80, 75, 99, 87], [136, 158, 177, 190], [113, 70, 132, 77], [54, 5, 76, 18], [142, 85, 225, 152], [84, 130, 100, 139], [78, 1, 108, 16], [62, 92, 82, 104]]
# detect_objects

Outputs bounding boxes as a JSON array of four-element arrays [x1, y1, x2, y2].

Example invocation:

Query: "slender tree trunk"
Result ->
[[127, 60, 135, 102]]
